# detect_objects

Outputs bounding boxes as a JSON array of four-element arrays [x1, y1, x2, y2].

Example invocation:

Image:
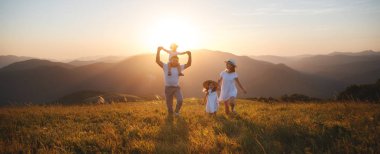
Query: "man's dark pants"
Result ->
[[164, 86, 183, 114]]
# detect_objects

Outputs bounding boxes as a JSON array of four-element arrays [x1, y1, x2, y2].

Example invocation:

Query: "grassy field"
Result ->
[[0, 99, 379, 153]]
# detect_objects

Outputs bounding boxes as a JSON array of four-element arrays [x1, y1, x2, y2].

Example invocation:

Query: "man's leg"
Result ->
[[174, 87, 184, 113], [165, 86, 175, 114]]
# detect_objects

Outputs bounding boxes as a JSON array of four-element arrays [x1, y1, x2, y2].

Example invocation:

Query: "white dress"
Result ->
[[219, 71, 238, 101], [206, 90, 219, 113]]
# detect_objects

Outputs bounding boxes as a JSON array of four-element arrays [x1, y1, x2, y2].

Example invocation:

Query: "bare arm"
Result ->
[[217, 76, 222, 91], [177, 51, 187, 55], [162, 48, 187, 55], [235, 78, 247, 94], [203, 94, 207, 105], [156, 47, 164, 68], [161, 48, 171, 54], [184, 51, 192, 69]]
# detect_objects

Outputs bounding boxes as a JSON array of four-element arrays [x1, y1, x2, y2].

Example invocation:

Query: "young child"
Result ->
[[161, 43, 187, 76], [203, 80, 219, 115]]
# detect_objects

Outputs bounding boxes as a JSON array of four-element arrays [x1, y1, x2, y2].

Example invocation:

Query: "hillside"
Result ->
[[0, 50, 345, 104], [0, 59, 73, 72], [252, 50, 380, 84], [0, 55, 34, 68], [68, 56, 127, 66], [56, 90, 144, 104], [0, 99, 379, 153], [337, 79, 380, 102]]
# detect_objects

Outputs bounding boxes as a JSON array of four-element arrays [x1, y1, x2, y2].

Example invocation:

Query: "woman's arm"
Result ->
[[217, 77, 222, 91], [235, 78, 247, 94]]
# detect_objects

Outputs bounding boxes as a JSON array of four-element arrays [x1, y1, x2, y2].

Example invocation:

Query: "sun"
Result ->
[[144, 17, 201, 52]]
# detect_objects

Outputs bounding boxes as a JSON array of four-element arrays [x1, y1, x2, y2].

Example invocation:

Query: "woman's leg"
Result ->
[[229, 97, 236, 112], [224, 100, 230, 114]]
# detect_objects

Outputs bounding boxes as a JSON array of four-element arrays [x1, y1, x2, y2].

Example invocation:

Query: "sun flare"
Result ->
[[145, 17, 201, 52]]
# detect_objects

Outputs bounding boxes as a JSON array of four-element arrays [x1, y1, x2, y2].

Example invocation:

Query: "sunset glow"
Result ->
[[144, 17, 201, 52], [1, 0, 379, 59]]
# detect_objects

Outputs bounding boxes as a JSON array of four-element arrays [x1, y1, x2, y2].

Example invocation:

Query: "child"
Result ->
[[203, 80, 219, 115], [161, 43, 187, 76]]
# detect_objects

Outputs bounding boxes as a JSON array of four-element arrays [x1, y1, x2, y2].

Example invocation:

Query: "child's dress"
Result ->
[[206, 90, 219, 113], [219, 71, 238, 101]]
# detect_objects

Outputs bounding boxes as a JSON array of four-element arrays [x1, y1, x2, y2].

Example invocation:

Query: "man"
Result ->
[[156, 46, 192, 116]]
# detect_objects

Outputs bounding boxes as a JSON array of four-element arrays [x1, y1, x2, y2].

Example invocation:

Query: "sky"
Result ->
[[1, 0, 380, 60]]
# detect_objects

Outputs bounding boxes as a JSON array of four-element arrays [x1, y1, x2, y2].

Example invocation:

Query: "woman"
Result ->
[[218, 59, 247, 114]]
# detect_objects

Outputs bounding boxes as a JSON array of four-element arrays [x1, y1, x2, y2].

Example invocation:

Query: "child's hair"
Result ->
[[170, 43, 178, 50], [203, 83, 218, 96]]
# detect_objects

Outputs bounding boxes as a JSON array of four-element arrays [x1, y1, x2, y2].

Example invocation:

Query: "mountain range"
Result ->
[[1, 50, 379, 104], [0, 55, 34, 68], [251, 50, 380, 84]]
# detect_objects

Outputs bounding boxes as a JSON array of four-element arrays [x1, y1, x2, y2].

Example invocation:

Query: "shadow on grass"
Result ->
[[214, 113, 355, 153], [213, 114, 268, 153], [154, 114, 190, 153]]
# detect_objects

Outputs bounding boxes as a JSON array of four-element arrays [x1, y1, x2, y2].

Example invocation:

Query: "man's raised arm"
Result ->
[[184, 51, 192, 69], [156, 47, 164, 68]]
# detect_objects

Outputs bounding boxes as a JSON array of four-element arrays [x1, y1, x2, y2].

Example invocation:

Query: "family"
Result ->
[[155, 43, 247, 116]]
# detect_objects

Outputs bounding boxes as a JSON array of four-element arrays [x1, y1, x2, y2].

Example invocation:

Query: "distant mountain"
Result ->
[[250, 55, 310, 65], [328, 50, 380, 56], [0, 60, 113, 103], [95, 56, 128, 62], [68, 56, 127, 66], [252, 50, 380, 84], [68, 60, 98, 66], [0, 55, 34, 68], [0, 59, 73, 72], [0, 50, 345, 104]]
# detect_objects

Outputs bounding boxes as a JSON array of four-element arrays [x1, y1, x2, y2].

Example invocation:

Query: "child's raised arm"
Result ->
[[177, 51, 188, 55], [161, 48, 173, 54]]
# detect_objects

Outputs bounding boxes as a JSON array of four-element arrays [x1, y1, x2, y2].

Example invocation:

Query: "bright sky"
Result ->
[[1, 0, 380, 60]]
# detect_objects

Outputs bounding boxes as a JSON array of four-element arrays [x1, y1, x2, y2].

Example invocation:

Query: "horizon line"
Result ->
[[1, 49, 379, 61]]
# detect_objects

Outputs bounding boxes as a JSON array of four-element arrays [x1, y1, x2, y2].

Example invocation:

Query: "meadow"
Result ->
[[0, 99, 379, 153]]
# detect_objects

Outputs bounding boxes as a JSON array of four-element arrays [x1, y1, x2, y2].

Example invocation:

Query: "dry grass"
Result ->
[[0, 99, 379, 153]]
